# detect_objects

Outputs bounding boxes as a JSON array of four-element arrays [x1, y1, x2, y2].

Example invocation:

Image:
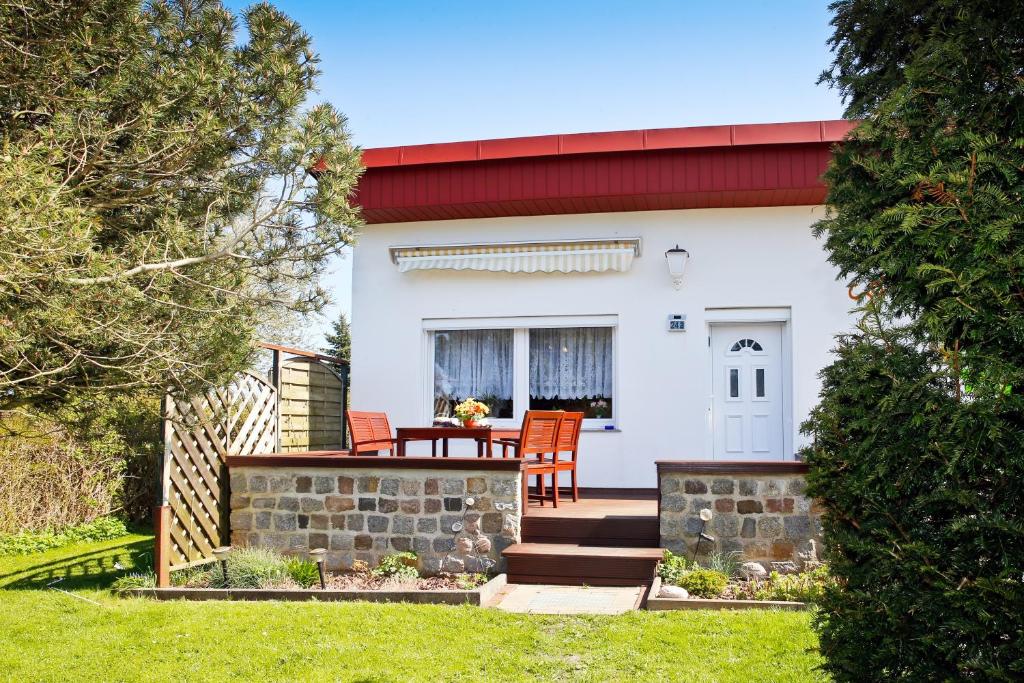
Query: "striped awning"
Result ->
[[389, 238, 640, 274]]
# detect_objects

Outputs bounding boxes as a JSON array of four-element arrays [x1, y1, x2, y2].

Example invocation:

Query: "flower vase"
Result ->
[[462, 419, 478, 429]]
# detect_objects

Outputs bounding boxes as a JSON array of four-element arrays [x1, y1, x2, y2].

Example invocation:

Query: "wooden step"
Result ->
[[502, 543, 664, 586], [522, 515, 659, 547]]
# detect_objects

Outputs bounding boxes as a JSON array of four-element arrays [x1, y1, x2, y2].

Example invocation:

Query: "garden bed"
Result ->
[[127, 572, 507, 606], [645, 578, 807, 611]]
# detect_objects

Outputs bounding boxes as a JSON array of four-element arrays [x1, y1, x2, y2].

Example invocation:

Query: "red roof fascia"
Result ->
[[360, 119, 855, 168]]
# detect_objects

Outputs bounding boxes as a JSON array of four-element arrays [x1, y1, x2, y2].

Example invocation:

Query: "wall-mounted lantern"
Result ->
[[665, 245, 690, 290]]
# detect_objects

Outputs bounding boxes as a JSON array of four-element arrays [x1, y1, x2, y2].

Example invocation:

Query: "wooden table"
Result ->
[[395, 426, 496, 458]]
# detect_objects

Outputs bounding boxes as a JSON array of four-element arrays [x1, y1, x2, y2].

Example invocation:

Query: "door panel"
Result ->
[[711, 323, 784, 459]]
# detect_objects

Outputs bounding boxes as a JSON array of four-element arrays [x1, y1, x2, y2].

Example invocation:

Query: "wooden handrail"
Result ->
[[259, 341, 348, 366]]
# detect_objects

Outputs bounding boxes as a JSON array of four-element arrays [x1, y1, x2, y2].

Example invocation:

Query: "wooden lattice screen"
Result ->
[[160, 372, 278, 569], [279, 357, 346, 452]]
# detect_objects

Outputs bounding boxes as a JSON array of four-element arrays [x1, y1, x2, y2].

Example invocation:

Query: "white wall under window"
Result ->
[[423, 315, 617, 429]]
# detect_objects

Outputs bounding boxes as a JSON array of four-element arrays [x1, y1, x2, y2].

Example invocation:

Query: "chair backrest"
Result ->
[[346, 411, 394, 455], [556, 411, 584, 460], [515, 410, 563, 458]]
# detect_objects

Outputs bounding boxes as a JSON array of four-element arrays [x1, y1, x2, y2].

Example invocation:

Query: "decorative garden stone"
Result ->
[[658, 585, 689, 599], [740, 561, 768, 581]]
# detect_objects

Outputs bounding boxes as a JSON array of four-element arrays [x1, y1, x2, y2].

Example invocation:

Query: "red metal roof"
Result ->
[[355, 120, 855, 223]]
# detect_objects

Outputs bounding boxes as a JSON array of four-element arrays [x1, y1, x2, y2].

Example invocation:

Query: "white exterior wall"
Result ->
[[350, 205, 853, 488]]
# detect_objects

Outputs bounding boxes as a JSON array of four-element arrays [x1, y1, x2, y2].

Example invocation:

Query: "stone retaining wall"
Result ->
[[657, 461, 822, 571], [228, 462, 523, 574]]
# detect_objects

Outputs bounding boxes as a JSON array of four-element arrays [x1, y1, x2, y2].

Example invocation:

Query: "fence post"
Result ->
[[154, 505, 171, 587], [340, 363, 349, 449], [271, 348, 282, 452]]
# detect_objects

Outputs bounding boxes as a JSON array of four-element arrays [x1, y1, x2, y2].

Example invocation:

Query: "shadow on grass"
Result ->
[[0, 536, 154, 591]]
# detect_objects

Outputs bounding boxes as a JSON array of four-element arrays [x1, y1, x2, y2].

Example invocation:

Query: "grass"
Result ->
[[0, 535, 827, 682]]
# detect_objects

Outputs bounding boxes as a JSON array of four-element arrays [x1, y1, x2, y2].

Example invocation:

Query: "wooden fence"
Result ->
[[155, 344, 348, 584]]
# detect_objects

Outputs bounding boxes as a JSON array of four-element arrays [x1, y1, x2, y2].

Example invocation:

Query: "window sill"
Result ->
[[582, 427, 621, 433]]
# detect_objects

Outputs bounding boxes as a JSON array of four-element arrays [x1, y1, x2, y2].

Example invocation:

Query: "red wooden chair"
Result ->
[[553, 411, 584, 502], [346, 411, 399, 456], [495, 410, 563, 507]]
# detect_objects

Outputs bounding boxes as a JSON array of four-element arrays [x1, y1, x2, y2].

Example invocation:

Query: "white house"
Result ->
[[349, 120, 856, 488]]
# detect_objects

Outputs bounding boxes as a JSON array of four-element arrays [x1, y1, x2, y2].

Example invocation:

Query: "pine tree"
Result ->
[[323, 311, 352, 361]]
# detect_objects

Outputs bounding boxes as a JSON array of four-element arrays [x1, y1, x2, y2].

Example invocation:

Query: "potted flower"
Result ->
[[454, 398, 489, 428]]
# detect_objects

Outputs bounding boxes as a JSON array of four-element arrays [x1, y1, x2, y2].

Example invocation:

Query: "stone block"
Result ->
[[433, 537, 455, 552], [441, 478, 465, 495], [357, 476, 380, 494], [273, 513, 297, 531], [444, 497, 463, 512], [660, 476, 680, 494], [300, 497, 324, 513], [392, 515, 414, 535], [391, 537, 412, 551], [660, 494, 686, 512], [741, 518, 756, 538], [763, 479, 786, 496], [252, 497, 276, 509], [420, 556, 442, 575], [711, 479, 735, 495], [714, 498, 735, 513], [689, 498, 713, 514], [297, 514, 309, 529], [424, 498, 442, 513], [255, 511, 272, 530], [660, 518, 684, 538], [296, 476, 312, 493], [685, 516, 705, 536], [262, 532, 289, 550], [401, 479, 421, 496], [380, 478, 400, 496], [758, 516, 782, 538], [400, 499, 421, 514], [472, 496, 493, 512], [720, 538, 744, 554], [416, 517, 437, 533], [786, 478, 808, 496], [490, 478, 516, 497], [346, 514, 365, 531], [230, 473, 248, 494], [314, 476, 335, 494], [482, 513, 503, 534], [330, 533, 353, 551], [440, 515, 462, 533], [664, 539, 688, 555], [378, 498, 399, 513], [442, 556, 465, 573], [329, 514, 346, 530], [413, 536, 431, 553], [354, 534, 373, 550], [770, 541, 795, 560], [425, 478, 439, 495], [310, 514, 330, 530], [230, 495, 251, 510], [277, 496, 300, 512], [288, 534, 308, 552], [783, 515, 812, 540], [358, 497, 376, 512], [684, 479, 708, 494], [248, 475, 268, 493], [367, 515, 389, 533], [230, 511, 252, 531], [467, 477, 487, 494], [737, 499, 763, 514], [337, 476, 354, 494], [269, 476, 293, 493], [712, 514, 740, 538], [325, 496, 355, 512], [308, 532, 329, 550], [738, 479, 758, 496], [765, 498, 794, 514]]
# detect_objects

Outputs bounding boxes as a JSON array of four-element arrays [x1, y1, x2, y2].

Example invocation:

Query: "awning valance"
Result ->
[[389, 238, 640, 274]]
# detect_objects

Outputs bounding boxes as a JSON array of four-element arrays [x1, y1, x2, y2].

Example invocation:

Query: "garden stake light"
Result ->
[[691, 508, 715, 562], [212, 546, 232, 585], [310, 548, 328, 589]]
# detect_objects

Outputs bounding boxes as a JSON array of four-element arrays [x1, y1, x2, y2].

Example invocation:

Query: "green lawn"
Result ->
[[0, 535, 827, 682]]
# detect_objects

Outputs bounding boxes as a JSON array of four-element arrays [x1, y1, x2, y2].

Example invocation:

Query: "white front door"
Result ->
[[711, 323, 785, 459]]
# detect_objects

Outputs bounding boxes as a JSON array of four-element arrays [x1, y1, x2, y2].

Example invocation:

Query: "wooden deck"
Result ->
[[506, 489, 663, 586]]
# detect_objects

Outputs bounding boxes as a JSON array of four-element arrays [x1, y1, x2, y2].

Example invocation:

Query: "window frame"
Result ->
[[423, 315, 618, 430]]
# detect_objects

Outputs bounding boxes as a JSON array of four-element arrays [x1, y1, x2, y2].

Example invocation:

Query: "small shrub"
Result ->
[[171, 564, 216, 588], [0, 516, 129, 556], [676, 569, 728, 598], [224, 547, 287, 588], [372, 552, 418, 581], [286, 557, 320, 588], [702, 551, 744, 579], [454, 573, 487, 590], [657, 550, 690, 586], [112, 572, 156, 593], [754, 566, 835, 604]]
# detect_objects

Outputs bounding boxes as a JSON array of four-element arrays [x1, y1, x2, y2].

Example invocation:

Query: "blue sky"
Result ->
[[224, 1, 845, 344]]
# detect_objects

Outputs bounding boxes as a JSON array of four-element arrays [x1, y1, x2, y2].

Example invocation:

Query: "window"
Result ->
[[430, 321, 615, 424], [433, 329, 514, 419]]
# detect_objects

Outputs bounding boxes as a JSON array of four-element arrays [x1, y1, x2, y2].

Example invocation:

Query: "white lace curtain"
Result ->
[[433, 329, 513, 400], [529, 327, 612, 399]]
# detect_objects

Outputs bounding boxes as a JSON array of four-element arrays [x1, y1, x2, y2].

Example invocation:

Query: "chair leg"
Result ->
[[571, 468, 579, 502], [551, 471, 559, 508], [537, 474, 545, 506]]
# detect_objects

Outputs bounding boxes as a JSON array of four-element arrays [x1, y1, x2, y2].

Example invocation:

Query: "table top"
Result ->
[[395, 426, 493, 438]]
